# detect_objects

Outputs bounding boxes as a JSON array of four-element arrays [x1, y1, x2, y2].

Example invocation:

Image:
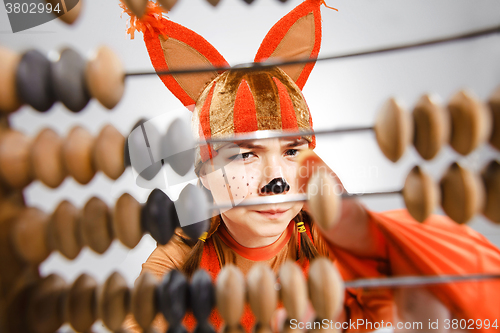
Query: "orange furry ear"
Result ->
[[254, 0, 323, 90], [123, 1, 228, 108]]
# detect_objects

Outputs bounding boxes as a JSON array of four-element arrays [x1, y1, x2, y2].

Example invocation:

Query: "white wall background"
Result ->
[[1, 1, 500, 331]]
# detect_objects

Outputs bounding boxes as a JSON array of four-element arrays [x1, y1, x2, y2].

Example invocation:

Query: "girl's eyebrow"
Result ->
[[235, 142, 266, 149], [284, 138, 308, 148]]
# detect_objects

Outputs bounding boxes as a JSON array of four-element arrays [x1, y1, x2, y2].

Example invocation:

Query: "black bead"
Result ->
[[159, 270, 189, 327], [243, 0, 255, 4], [142, 189, 179, 245], [194, 323, 216, 333], [16, 50, 55, 112], [177, 184, 210, 240], [190, 269, 215, 323], [51, 48, 90, 112]]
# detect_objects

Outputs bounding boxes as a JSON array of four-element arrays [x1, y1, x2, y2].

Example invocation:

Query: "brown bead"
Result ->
[[27, 274, 67, 333], [440, 163, 485, 224], [403, 166, 439, 223], [374, 98, 413, 162], [45, 0, 82, 24], [158, 0, 178, 11], [12, 207, 51, 264], [278, 261, 308, 321], [98, 272, 130, 331], [113, 193, 143, 249], [123, 0, 149, 18], [0, 47, 22, 113], [307, 170, 342, 231], [482, 161, 500, 224], [30, 128, 66, 188], [412, 94, 450, 160], [93, 124, 126, 180], [62, 126, 96, 185], [206, 0, 221, 6], [447, 90, 492, 155], [47, 200, 82, 260], [131, 272, 158, 330], [246, 264, 277, 333], [216, 265, 245, 330], [0, 130, 33, 188], [80, 197, 113, 254], [308, 258, 344, 330], [488, 86, 500, 151], [67, 273, 97, 332], [86, 46, 125, 109]]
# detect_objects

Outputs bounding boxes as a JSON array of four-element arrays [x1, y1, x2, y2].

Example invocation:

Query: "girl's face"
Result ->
[[200, 137, 309, 247]]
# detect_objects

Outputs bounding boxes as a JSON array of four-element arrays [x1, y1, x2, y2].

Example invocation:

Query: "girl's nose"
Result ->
[[260, 177, 290, 195]]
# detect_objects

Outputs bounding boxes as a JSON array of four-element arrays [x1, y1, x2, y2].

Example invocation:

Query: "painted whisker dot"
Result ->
[[232, 177, 235, 179], [247, 183, 249, 186]]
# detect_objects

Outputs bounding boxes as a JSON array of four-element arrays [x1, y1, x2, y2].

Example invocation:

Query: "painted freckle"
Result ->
[[232, 177, 235, 179], [229, 186, 231, 188], [247, 183, 249, 186]]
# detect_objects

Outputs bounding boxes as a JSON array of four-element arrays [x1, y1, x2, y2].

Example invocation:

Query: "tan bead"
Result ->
[[93, 124, 125, 180], [412, 94, 450, 160], [86, 46, 125, 109], [374, 98, 413, 162], [279, 261, 308, 322], [131, 272, 158, 330], [440, 163, 485, 224], [98, 272, 130, 331], [47, 200, 82, 260], [45, 0, 82, 24], [123, 0, 149, 18], [482, 161, 500, 224], [113, 193, 143, 249], [12, 208, 51, 264], [62, 126, 96, 185], [488, 86, 500, 151], [307, 170, 342, 231], [80, 197, 113, 254], [0, 47, 22, 113], [206, 0, 221, 6], [403, 166, 439, 223], [27, 274, 67, 333], [30, 128, 66, 188], [67, 273, 97, 332], [247, 264, 277, 333], [216, 265, 245, 332], [447, 90, 492, 155], [308, 258, 344, 331], [158, 0, 178, 11], [0, 130, 33, 188]]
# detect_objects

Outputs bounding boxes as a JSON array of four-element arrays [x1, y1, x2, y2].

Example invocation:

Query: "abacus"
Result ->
[[1, 1, 500, 333]]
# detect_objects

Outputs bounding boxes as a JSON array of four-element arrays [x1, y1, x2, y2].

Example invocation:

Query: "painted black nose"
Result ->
[[260, 178, 290, 195]]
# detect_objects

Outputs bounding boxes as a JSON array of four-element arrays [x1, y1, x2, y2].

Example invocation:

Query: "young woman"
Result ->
[[122, 1, 500, 332]]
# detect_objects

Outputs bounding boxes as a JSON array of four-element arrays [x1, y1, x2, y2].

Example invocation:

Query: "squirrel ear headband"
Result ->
[[121, 0, 333, 164]]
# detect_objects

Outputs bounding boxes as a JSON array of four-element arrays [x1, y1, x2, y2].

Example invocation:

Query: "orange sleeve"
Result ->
[[122, 233, 192, 333]]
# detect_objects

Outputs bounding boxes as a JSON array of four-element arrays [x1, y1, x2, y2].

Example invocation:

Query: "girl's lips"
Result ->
[[254, 209, 289, 219]]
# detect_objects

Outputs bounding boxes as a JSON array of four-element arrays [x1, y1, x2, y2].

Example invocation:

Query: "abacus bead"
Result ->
[[163, 118, 195, 176], [0, 47, 22, 113], [0, 130, 33, 188], [46, 0, 82, 24], [403, 166, 439, 223], [63, 126, 96, 185], [216, 265, 245, 327], [488, 86, 500, 151], [278, 261, 308, 320], [30, 128, 66, 188], [99, 272, 130, 332], [177, 184, 209, 239], [447, 90, 492, 155], [16, 50, 55, 112], [123, 0, 149, 18], [94, 124, 126, 180], [47, 200, 82, 260], [482, 161, 500, 223], [412, 95, 450, 160], [27, 274, 67, 333], [143, 189, 178, 245], [12, 208, 51, 264], [86, 46, 125, 109], [51, 48, 90, 112], [159, 270, 189, 327], [307, 170, 341, 231], [440, 163, 485, 224], [131, 272, 158, 330], [206, 0, 221, 6], [246, 264, 277, 328], [190, 269, 215, 322], [374, 98, 413, 162], [124, 118, 147, 167], [158, 0, 178, 11], [113, 193, 143, 249], [80, 197, 113, 254], [308, 258, 344, 321], [67, 273, 98, 332]]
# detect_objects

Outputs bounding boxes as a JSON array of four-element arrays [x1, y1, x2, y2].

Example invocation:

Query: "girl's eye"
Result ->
[[231, 152, 255, 160], [285, 149, 299, 157]]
